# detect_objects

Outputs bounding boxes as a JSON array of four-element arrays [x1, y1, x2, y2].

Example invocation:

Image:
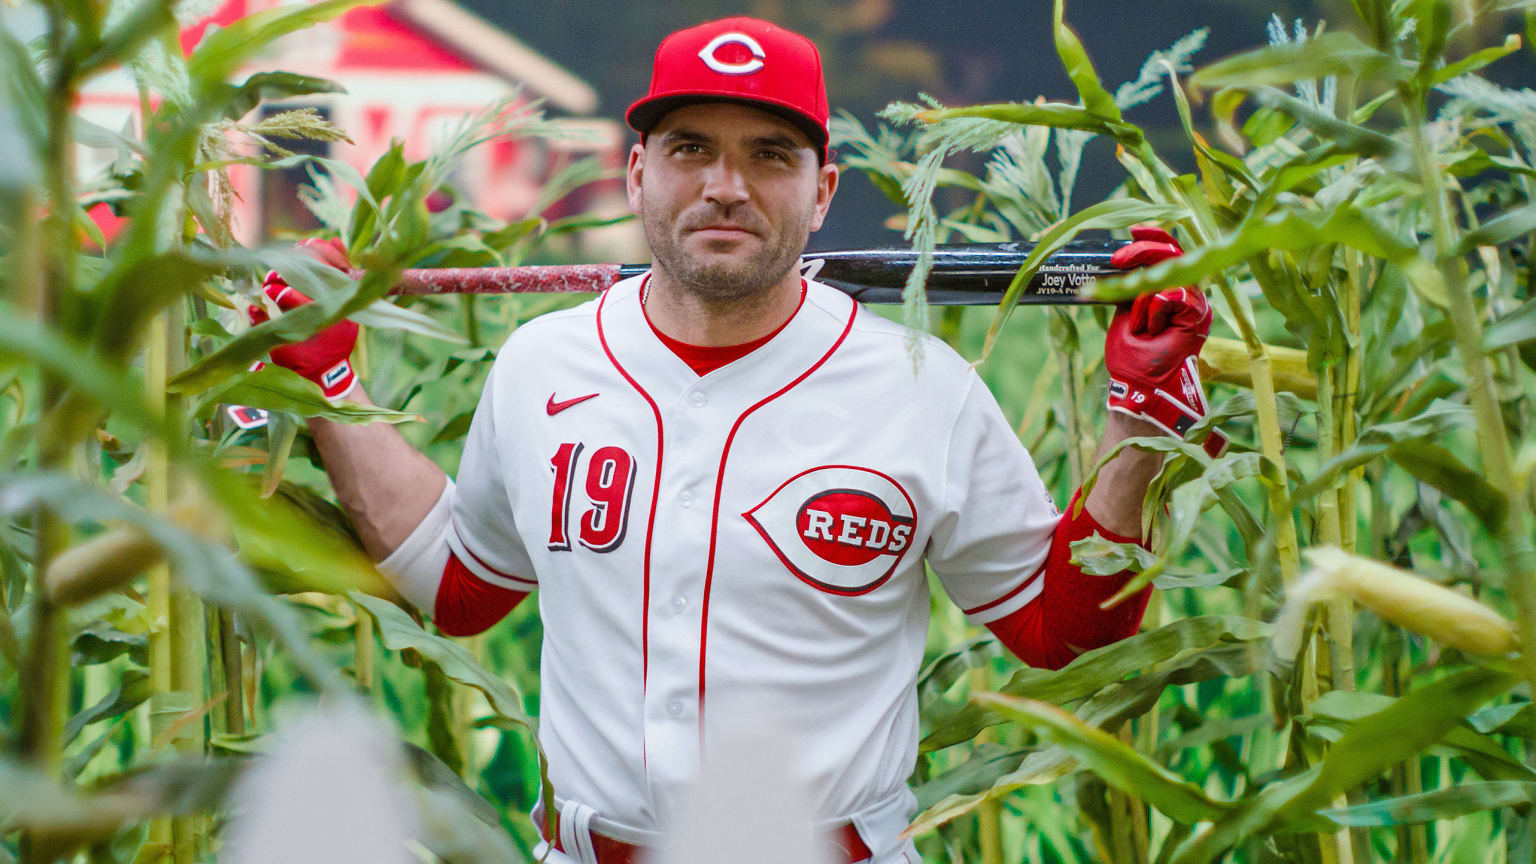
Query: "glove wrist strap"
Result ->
[[1108, 369, 1227, 459]]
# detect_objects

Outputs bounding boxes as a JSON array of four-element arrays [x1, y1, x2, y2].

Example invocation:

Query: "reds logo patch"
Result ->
[[744, 466, 917, 596]]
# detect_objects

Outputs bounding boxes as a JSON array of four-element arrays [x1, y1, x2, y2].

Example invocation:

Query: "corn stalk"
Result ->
[[1403, 87, 1536, 694], [17, 6, 79, 861], [16, 11, 73, 860]]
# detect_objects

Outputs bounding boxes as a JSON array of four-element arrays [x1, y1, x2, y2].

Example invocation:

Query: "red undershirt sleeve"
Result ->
[[984, 490, 1153, 670], [433, 551, 530, 637]]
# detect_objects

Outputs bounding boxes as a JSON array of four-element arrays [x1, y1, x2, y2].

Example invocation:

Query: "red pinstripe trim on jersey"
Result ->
[[697, 299, 859, 739], [595, 281, 664, 723], [962, 556, 1046, 616], [450, 517, 539, 588]]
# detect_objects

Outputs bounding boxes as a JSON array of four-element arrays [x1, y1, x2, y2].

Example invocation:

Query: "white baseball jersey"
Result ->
[[382, 274, 1060, 861]]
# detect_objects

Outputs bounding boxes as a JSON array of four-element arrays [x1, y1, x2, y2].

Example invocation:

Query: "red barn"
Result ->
[[79, 0, 637, 257]]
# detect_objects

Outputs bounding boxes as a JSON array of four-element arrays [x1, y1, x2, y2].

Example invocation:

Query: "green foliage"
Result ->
[[0, 0, 618, 860], [837, 2, 1536, 861]]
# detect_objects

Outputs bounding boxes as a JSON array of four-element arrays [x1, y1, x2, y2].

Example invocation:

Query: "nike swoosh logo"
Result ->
[[547, 392, 599, 416]]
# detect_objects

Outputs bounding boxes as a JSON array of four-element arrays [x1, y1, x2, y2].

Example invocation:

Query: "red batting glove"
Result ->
[[1106, 225, 1227, 457], [247, 238, 359, 400]]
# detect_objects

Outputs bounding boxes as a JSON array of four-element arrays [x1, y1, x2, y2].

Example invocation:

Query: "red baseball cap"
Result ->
[[627, 17, 830, 160]]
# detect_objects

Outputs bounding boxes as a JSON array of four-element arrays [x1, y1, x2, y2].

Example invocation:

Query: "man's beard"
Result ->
[[643, 205, 811, 304]]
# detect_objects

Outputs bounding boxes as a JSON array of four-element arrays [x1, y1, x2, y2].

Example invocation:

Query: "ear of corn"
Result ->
[[1276, 548, 1519, 661]]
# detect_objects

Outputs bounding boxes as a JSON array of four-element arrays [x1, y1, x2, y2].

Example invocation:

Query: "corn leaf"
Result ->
[[974, 694, 1233, 824], [63, 670, 150, 747], [1321, 781, 1536, 827], [1252, 87, 1408, 162], [916, 101, 1112, 134], [220, 475, 396, 603], [1385, 440, 1508, 530], [0, 754, 241, 845], [1190, 31, 1409, 90], [196, 365, 418, 425], [914, 637, 1264, 827], [1431, 34, 1523, 86], [1458, 202, 1536, 254], [352, 299, 469, 345], [351, 591, 536, 735], [917, 634, 1001, 713], [1486, 296, 1536, 350], [0, 307, 166, 440], [1469, 702, 1536, 738], [1084, 207, 1415, 302], [1170, 665, 1520, 864], [75, 0, 177, 79], [414, 771, 524, 863], [910, 742, 1033, 808], [1305, 690, 1536, 782], [218, 71, 346, 122], [1101, 452, 1265, 607], [1052, 0, 1121, 122], [921, 615, 1270, 751], [258, 412, 296, 499], [348, 140, 407, 252], [1293, 401, 1471, 500], [1413, 0, 1452, 75], [0, 23, 46, 159]]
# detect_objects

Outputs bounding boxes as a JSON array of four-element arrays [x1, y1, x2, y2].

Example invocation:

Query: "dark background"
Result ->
[[461, 0, 1535, 251]]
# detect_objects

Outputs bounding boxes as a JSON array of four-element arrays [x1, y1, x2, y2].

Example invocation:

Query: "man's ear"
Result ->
[[626, 143, 646, 214], [808, 162, 839, 233]]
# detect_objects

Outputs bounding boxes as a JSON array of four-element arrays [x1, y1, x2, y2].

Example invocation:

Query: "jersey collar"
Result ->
[[596, 272, 854, 409]]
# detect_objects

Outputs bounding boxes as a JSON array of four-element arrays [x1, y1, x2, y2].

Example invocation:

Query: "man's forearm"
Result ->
[[308, 385, 447, 561], [1081, 411, 1165, 539]]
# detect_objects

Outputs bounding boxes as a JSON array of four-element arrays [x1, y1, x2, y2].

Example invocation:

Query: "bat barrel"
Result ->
[[386, 263, 626, 296], [806, 240, 1122, 305]]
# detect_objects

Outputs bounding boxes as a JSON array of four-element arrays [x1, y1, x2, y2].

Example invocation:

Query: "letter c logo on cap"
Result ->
[[698, 32, 766, 75]]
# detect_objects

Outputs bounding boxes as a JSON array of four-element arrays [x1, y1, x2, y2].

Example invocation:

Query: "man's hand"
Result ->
[[247, 238, 359, 400], [1105, 225, 1225, 457]]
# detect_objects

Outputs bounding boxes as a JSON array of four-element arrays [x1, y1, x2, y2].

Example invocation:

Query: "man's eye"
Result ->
[[758, 149, 789, 162]]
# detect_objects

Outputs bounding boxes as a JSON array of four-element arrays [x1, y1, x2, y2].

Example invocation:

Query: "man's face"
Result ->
[[626, 102, 838, 303]]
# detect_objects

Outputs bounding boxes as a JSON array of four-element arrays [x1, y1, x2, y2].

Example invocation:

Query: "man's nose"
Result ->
[[701, 157, 750, 207]]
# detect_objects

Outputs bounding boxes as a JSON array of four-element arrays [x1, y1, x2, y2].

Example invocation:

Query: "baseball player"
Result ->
[[251, 17, 1218, 864]]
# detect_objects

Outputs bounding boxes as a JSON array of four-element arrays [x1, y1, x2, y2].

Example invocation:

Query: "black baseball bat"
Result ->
[[382, 240, 1126, 305]]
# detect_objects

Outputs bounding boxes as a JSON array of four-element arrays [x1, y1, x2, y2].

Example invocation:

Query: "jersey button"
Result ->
[[689, 392, 707, 408], [679, 490, 694, 508], [670, 594, 688, 614], [666, 700, 683, 718]]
